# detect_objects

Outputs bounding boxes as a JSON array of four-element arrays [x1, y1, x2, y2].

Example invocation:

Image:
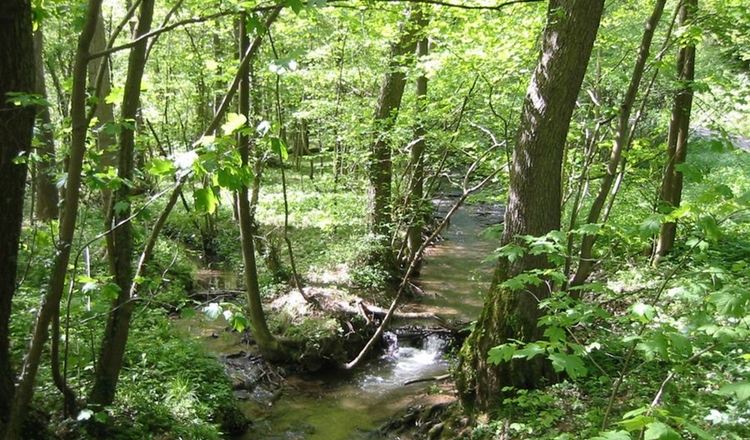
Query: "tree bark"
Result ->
[[456, 0, 604, 412], [89, 0, 155, 408], [89, 12, 117, 176], [654, 0, 697, 261], [368, 8, 423, 253], [33, 28, 60, 221], [0, 0, 35, 426], [3, 1, 103, 438]]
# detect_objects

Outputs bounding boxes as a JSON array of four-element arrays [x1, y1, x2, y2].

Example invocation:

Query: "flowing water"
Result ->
[[193, 197, 503, 439]]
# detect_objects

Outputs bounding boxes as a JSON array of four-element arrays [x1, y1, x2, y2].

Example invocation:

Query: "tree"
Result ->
[[367, 8, 423, 269], [89, 0, 155, 409], [236, 6, 285, 360], [0, 0, 35, 427], [456, 0, 605, 412], [4, 1, 103, 437], [405, 8, 430, 273], [33, 27, 60, 221], [569, 0, 667, 287], [654, 0, 698, 261]]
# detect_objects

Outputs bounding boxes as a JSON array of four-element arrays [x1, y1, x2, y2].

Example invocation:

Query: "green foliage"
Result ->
[[111, 310, 245, 439]]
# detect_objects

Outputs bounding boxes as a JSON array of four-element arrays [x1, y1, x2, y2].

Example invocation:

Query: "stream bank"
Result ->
[[179, 199, 502, 439]]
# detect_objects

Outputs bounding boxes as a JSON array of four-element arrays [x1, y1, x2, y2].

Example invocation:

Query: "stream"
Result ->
[[190, 199, 502, 439]]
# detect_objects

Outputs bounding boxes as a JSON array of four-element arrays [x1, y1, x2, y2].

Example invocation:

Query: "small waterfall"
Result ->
[[358, 333, 448, 393]]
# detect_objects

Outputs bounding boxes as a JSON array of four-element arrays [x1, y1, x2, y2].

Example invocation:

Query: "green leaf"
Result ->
[[544, 326, 566, 344], [617, 414, 653, 432], [502, 273, 543, 290], [621, 407, 648, 419], [101, 283, 122, 300], [5, 91, 48, 107], [636, 332, 669, 361], [674, 163, 703, 183], [114, 200, 130, 215], [495, 242, 525, 263], [271, 137, 289, 160], [716, 381, 750, 401], [640, 214, 663, 239], [682, 421, 715, 440], [708, 288, 750, 318], [194, 188, 217, 214], [667, 332, 692, 357], [643, 422, 681, 440], [105, 86, 124, 104], [148, 158, 175, 176], [487, 343, 516, 365], [548, 352, 587, 379], [222, 112, 247, 135], [286, 0, 304, 13], [697, 215, 722, 241], [229, 314, 249, 333], [588, 431, 631, 440], [216, 168, 240, 190], [513, 343, 545, 360]]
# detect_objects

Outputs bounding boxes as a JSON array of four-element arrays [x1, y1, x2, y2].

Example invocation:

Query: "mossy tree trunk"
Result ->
[[456, 0, 605, 412]]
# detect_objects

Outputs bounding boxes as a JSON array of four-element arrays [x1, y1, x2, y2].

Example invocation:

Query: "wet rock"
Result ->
[[215, 403, 250, 436], [234, 389, 253, 400]]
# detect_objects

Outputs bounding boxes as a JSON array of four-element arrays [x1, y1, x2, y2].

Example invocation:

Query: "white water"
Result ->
[[358, 333, 449, 394]]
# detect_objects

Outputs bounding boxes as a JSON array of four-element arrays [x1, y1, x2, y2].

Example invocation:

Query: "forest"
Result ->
[[1, 0, 750, 438]]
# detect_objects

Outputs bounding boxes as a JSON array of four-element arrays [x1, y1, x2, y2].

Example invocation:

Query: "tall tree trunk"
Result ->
[[654, 0, 697, 261], [33, 27, 60, 221], [4, 1, 103, 438], [570, 0, 667, 287], [406, 12, 429, 274], [368, 8, 423, 266], [89, 12, 118, 197], [89, 0, 155, 408], [0, 0, 35, 426], [237, 10, 284, 360], [456, 0, 604, 412]]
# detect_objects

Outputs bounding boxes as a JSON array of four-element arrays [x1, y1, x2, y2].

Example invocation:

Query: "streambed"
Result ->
[[186, 200, 501, 439]]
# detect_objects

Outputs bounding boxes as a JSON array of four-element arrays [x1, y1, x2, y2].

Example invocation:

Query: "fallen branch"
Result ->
[[403, 373, 451, 386], [334, 300, 445, 324]]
